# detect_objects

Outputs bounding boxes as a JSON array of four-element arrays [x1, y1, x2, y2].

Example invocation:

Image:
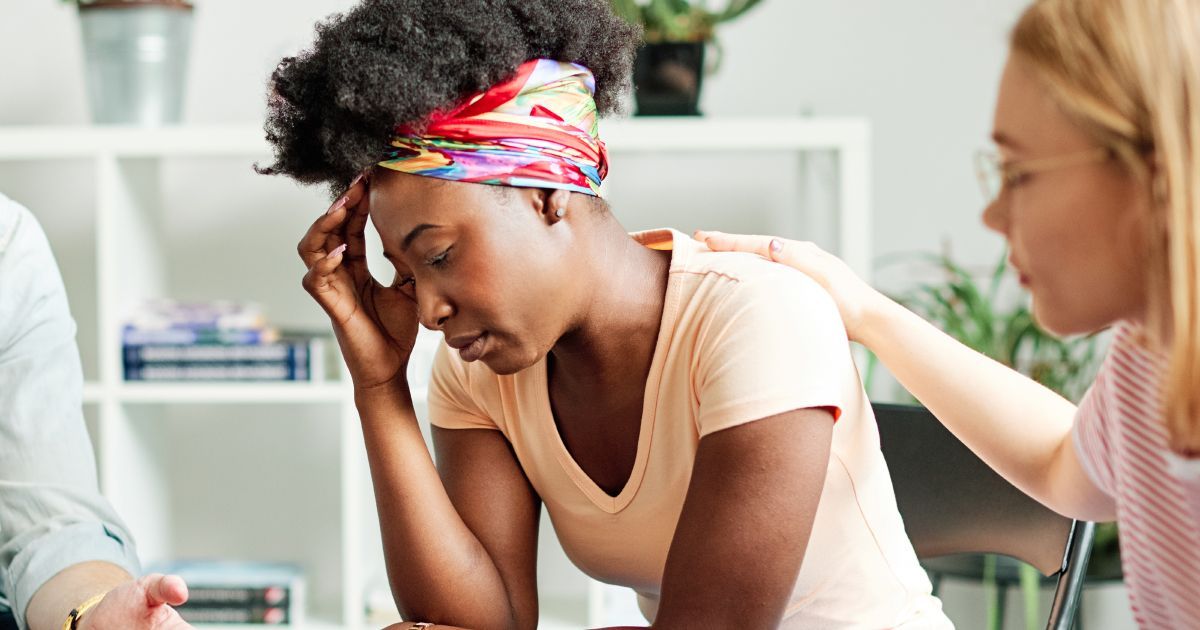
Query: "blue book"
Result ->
[[122, 326, 277, 346], [123, 339, 310, 364]]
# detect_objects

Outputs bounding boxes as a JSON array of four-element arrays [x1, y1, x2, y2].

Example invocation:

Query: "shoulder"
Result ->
[[0, 192, 40, 259], [0, 194, 73, 360], [1111, 322, 1168, 371], [679, 246, 843, 335]]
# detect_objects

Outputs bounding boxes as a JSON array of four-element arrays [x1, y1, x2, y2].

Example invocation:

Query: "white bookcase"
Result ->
[[0, 117, 870, 629]]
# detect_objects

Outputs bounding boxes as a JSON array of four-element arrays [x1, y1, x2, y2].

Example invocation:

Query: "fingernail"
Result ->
[[770, 239, 783, 253], [350, 172, 365, 188], [328, 244, 347, 258], [327, 195, 348, 215]]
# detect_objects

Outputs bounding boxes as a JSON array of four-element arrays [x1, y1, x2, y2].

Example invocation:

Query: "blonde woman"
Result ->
[[700, 0, 1200, 626]]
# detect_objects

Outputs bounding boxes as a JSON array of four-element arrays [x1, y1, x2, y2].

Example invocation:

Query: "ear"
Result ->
[[538, 189, 572, 225]]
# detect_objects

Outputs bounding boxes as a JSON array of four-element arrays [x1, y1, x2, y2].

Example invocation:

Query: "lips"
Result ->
[[1008, 255, 1031, 286], [446, 332, 488, 362]]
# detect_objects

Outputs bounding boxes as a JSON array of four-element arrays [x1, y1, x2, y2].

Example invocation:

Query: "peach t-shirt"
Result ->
[[429, 229, 950, 628]]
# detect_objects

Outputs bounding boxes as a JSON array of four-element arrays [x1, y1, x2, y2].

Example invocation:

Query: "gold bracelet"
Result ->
[[62, 592, 107, 630]]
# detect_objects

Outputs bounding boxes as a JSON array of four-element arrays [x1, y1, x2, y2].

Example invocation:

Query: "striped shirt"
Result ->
[[1074, 322, 1200, 628]]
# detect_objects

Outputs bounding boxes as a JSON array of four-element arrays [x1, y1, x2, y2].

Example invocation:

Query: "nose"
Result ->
[[416, 283, 453, 331], [981, 193, 1009, 236]]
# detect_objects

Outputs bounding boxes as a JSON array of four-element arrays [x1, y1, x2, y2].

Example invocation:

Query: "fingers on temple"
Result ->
[[337, 172, 372, 267], [302, 244, 347, 295], [299, 172, 367, 269], [343, 197, 371, 256], [316, 244, 347, 278], [299, 205, 347, 266]]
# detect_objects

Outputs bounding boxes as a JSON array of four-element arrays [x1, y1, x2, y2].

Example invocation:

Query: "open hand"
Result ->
[[78, 574, 191, 630], [694, 231, 884, 342]]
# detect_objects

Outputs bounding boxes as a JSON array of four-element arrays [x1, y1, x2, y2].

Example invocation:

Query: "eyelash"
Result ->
[[1002, 165, 1033, 188], [397, 247, 452, 290], [427, 248, 451, 268]]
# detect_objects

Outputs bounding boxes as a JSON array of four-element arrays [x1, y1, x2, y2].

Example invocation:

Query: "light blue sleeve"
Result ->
[[0, 193, 140, 629]]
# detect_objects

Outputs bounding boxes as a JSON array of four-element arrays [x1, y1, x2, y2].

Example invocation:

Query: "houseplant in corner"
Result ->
[[609, 0, 764, 116], [63, 0, 194, 124]]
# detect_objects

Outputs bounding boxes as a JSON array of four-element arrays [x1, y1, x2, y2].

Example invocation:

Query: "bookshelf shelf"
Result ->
[[83, 382, 104, 404], [85, 382, 352, 404], [113, 382, 351, 404], [1, 119, 871, 629]]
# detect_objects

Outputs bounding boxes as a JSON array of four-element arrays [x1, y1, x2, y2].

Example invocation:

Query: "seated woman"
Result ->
[[259, 1, 949, 628]]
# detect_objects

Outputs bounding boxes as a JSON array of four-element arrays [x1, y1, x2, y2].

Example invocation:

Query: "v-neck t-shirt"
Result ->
[[428, 228, 950, 628]]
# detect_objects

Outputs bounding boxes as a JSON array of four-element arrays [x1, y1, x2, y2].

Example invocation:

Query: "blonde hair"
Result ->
[[1012, 0, 1200, 455]]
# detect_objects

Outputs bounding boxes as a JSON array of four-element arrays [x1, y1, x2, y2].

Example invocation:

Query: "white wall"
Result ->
[[706, 0, 1027, 273]]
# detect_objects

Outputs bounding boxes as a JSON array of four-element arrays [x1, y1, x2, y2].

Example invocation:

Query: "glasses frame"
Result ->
[[974, 146, 1112, 202]]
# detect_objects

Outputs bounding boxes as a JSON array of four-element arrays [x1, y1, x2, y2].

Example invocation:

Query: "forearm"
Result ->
[[355, 380, 515, 628], [862, 297, 1092, 515], [24, 561, 131, 630]]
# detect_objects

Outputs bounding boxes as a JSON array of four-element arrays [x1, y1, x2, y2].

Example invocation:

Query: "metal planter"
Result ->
[[78, 1, 193, 125]]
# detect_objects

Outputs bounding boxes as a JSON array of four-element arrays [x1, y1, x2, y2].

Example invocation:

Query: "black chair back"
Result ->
[[873, 403, 1094, 630]]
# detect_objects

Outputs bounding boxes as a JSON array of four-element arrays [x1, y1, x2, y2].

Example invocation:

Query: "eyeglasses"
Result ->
[[974, 146, 1111, 203]]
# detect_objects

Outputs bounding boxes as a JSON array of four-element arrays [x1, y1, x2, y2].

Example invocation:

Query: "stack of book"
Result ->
[[153, 560, 305, 625], [122, 300, 324, 382]]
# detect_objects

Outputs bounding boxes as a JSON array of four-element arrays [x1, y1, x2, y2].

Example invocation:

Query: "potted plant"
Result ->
[[62, 0, 194, 125], [609, 0, 764, 116], [889, 250, 1115, 629]]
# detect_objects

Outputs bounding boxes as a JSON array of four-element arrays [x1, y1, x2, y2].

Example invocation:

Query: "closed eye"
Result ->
[[390, 246, 451, 300], [426, 247, 452, 269], [1001, 163, 1033, 189]]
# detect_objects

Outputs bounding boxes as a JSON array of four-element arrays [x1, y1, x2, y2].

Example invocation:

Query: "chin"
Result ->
[[1030, 298, 1108, 338], [482, 347, 541, 376]]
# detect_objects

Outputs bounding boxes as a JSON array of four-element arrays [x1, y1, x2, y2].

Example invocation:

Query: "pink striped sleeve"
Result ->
[[1072, 355, 1116, 497], [1165, 450, 1200, 518]]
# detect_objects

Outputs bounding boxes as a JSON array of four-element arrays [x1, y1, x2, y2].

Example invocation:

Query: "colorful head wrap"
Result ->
[[379, 59, 609, 196]]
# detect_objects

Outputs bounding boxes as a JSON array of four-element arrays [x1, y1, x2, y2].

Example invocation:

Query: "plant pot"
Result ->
[[632, 42, 705, 116], [78, 0, 194, 125]]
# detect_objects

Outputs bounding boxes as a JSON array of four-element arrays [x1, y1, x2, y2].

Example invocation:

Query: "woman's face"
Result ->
[[982, 53, 1151, 336], [367, 171, 581, 375]]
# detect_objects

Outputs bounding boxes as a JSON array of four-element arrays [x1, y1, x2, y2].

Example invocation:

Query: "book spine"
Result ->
[[124, 341, 308, 363], [175, 605, 288, 624], [178, 585, 291, 607], [123, 362, 309, 382], [126, 303, 265, 331], [122, 327, 273, 346]]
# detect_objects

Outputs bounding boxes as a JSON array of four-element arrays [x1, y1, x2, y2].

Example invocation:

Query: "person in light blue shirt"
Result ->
[[0, 193, 192, 630]]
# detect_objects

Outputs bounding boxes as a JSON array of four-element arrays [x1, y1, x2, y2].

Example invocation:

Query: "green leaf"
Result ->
[[608, 0, 643, 24], [617, 0, 760, 40], [716, 0, 764, 23], [987, 249, 1008, 303], [1019, 563, 1042, 630]]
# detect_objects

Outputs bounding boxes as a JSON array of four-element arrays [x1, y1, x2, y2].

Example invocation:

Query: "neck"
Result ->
[[551, 216, 671, 387]]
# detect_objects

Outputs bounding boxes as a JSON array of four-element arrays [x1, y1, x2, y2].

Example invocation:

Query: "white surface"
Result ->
[[103, 382, 350, 404]]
